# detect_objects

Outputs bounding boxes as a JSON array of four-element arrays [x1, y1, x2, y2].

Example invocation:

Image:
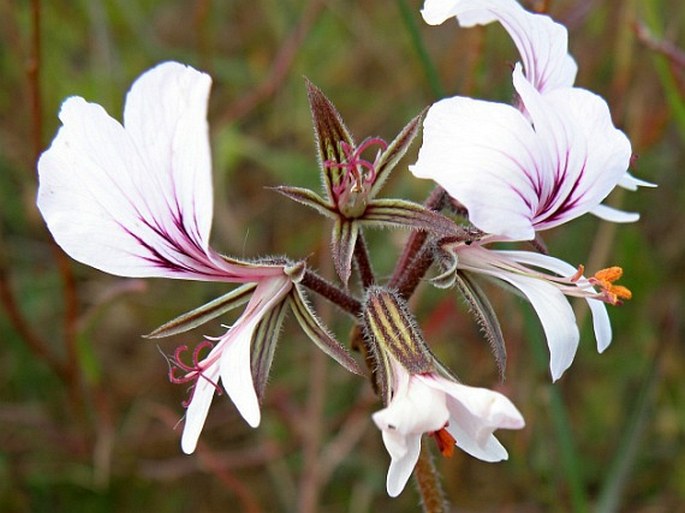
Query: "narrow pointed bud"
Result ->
[[306, 78, 355, 202], [361, 287, 433, 401]]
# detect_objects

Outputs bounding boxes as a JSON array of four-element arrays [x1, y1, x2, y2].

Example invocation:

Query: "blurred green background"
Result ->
[[1, 0, 683, 512]]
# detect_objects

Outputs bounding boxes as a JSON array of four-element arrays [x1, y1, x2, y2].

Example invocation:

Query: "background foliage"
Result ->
[[1, 0, 683, 512]]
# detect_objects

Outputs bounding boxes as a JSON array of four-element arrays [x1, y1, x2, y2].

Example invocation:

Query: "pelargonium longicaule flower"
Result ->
[[37, 61, 360, 453], [411, 65, 636, 379], [362, 287, 524, 496], [420, 0, 654, 221]]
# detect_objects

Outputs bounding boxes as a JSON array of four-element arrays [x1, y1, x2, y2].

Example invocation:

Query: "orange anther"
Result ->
[[431, 427, 456, 458]]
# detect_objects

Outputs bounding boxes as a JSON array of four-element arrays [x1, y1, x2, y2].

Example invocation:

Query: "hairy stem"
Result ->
[[414, 444, 448, 513], [389, 187, 446, 298], [300, 269, 361, 317]]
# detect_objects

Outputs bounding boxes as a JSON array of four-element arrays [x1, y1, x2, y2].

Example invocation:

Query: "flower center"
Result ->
[[579, 265, 632, 305], [168, 341, 223, 407], [324, 137, 387, 217]]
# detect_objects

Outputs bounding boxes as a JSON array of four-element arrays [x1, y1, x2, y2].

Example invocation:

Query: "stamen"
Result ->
[[589, 266, 632, 305], [167, 340, 223, 407], [570, 264, 585, 282], [430, 425, 456, 458], [324, 138, 388, 197]]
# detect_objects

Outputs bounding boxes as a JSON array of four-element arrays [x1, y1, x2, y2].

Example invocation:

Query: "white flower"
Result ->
[[454, 243, 622, 380], [411, 64, 634, 240], [36, 61, 296, 448], [421, 0, 577, 94], [373, 358, 524, 497]]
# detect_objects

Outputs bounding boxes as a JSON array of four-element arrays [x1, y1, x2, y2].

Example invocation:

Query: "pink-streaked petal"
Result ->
[[591, 204, 640, 223], [37, 66, 243, 281], [421, 0, 577, 93], [123, 61, 214, 254], [219, 276, 293, 427], [384, 430, 422, 498], [513, 67, 632, 230], [181, 361, 221, 454], [410, 95, 547, 241]]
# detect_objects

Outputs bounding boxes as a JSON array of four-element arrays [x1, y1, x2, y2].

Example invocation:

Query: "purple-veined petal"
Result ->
[[37, 62, 278, 282], [421, 0, 577, 94], [513, 66, 633, 231], [591, 204, 640, 223], [181, 360, 221, 454], [219, 276, 293, 427], [410, 94, 547, 241]]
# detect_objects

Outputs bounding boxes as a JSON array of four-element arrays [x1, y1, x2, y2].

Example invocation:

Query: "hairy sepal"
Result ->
[[455, 271, 507, 379], [306, 79, 355, 202], [361, 199, 458, 236], [251, 299, 289, 400], [331, 218, 359, 286], [272, 186, 336, 219], [145, 283, 257, 338], [289, 285, 362, 375]]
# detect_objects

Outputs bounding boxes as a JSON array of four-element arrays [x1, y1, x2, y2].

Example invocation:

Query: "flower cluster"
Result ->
[[35, 0, 650, 505]]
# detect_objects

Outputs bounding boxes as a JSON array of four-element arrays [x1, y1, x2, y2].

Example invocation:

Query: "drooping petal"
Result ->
[[590, 204, 640, 223], [500, 249, 612, 353], [219, 276, 293, 427], [458, 247, 579, 380], [512, 66, 633, 231], [384, 431, 422, 498], [421, 375, 524, 462], [181, 360, 221, 454], [421, 0, 577, 94], [410, 94, 546, 240]]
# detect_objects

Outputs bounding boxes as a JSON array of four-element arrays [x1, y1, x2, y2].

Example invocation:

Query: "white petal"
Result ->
[[498, 250, 613, 353], [181, 362, 221, 454], [385, 432, 422, 497], [411, 95, 547, 241], [618, 172, 656, 191], [219, 277, 293, 427], [493, 269, 578, 380], [591, 204, 640, 223], [421, 0, 577, 93], [220, 317, 262, 427], [37, 63, 231, 280], [421, 375, 524, 462], [123, 62, 214, 252], [512, 67, 632, 230]]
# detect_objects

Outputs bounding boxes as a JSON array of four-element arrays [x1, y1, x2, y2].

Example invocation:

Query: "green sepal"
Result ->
[[272, 186, 337, 219], [306, 79, 355, 202], [331, 218, 359, 286], [251, 298, 289, 400], [361, 198, 459, 236], [289, 285, 362, 376], [144, 283, 258, 339]]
